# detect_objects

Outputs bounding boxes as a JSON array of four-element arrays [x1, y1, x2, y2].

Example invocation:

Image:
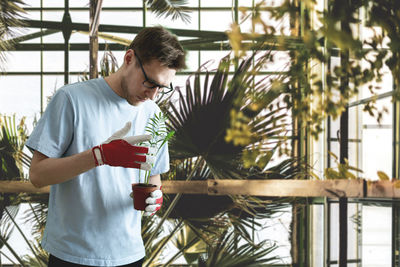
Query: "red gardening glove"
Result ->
[[92, 122, 155, 170], [144, 187, 163, 216]]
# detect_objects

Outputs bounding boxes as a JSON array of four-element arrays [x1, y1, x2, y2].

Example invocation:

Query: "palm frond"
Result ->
[[166, 51, 291, 180], [0, 0, 26, 67], [100, 45, 119, 77], [166, 55, 243, 178], [198, 230, 279, 267], [171, 224, 205, 265], [22, 201, 48, 241], [80, 46, 119, 81], [0, 115, 29, 180], [3, 208, 45, 267], [0, 206, 28, 267], [0, 206, 19, 243], [145, 0, 191, 23], [21, 242, 48, 267], [144, 219, 184, 266]]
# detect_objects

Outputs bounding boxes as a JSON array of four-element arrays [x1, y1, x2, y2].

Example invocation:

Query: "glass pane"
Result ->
[[256, 12, 290, 36], [329, 141, 340, 167], [200, 11, 232, 31], [100, 11, 143, 26], [70, 31, 91, 43], [43, 10, 64, 21], [5, 51, 41, 71], [24, 0, 40, 6], [103, 0, 142, 8], [361, 98, 392, 180], [69, 51, 90, 72], [348, 142, 361, 175], [0, 75, 41, 131], [42, 31, 64, 43], [42, 0, 63, 7], [70, 10, 89, 24], [146, 11, 199, 30], [260, 51, 291, 72], [362, 206, 391, 267], [200, 51, 230, 71], [254, 205, 292, 264], [43, 51, 64, 72], [185, 51, 200, 72], [239, 0, 253, 7], [360, 54, 393, 98], [23, 10, 41, 20], [348, 203, 361, 261], [330, 116, 340, 141], [69, 0, 90, 8], [330, 203, 339, 261], [329, 203, 361, 263], [311, 204, 324, 266], [349, 105, 361, 141], [200, 0, 232, 7]]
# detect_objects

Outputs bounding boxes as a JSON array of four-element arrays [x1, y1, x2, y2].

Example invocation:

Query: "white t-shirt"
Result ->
[[26, 78, 169, 266]]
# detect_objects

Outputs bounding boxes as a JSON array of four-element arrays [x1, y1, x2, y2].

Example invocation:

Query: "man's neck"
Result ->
[[104, 72, 123, 98]]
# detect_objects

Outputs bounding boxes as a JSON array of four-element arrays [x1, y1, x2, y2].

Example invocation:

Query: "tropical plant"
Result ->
[[80, 45, 119, 82], [197, 229, 279, 267], [0, 0, 26, 68], [0, 115, 29, 181], [142, 51, 306, 265], [144, 0, 191, 23], [139, 112, 175, 184], [228, 0, 400, 141], [162, 50, 305, 210], [0, 115, 29, 232], [172, 224, 207, 265], [0, 206, 20, 266], [166, 52, 293, 178], [0, 116, 48, 266]]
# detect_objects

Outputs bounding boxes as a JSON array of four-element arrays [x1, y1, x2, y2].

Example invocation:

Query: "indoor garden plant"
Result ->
[[132, 112, 174, 211]]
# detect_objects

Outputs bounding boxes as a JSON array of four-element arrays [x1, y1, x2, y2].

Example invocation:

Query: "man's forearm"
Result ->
[[148, 174, 162, 188], [29, 149, 96, 188]]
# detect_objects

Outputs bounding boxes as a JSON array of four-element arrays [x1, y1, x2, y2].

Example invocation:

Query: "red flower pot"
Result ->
[[131, 183, 158, 211]]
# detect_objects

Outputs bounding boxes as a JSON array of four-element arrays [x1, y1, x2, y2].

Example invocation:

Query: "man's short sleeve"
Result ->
[[150, 140, 170, 176], [25, 89, 74, 158]]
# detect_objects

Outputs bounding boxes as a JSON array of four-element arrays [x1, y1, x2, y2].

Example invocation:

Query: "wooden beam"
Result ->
[[161, 180, 208, 194], [367, 180, 400, 198], [2, 179, 400, 198], [0, 181, 50, 194], [208, 179, 364, 198]]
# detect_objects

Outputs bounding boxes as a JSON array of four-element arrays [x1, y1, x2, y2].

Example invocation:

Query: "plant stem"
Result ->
[[0, 250, 17, 265], [144, 219, 184, 266], [28, 202, 40, 229], [0, 235, 27, 267], [160, 234, 201, 267], [4, 208, 44, 267], [144, 157, 205, 249]]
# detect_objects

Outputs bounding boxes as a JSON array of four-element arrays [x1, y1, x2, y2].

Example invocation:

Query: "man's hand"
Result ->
[[143, 188, 163, 216], [92, 122, 155, 170]]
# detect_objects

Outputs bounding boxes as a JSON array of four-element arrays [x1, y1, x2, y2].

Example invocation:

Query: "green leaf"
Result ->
[[377, 171, 390, 181]]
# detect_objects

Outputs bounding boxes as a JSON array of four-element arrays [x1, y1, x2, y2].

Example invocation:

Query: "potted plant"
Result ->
[[132, 112, 175, 211]]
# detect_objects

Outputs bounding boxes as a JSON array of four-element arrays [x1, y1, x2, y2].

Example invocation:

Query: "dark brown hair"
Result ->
[[129, 26, 186, 70]]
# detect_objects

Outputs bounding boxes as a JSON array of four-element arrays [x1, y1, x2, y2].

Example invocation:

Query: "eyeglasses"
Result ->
[[134, 51, 174, 95]]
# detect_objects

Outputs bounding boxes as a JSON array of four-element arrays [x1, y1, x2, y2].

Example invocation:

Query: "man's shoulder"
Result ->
[[142, 100, 162, 113], [54, 79, 106, 105], [60, 79, 100, 95]]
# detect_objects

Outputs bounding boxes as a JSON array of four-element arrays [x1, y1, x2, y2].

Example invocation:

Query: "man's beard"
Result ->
[[120, 77, 137, 105]]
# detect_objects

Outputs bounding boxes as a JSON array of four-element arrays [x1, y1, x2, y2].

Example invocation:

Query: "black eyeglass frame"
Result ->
[[134, 50, 174, 95]]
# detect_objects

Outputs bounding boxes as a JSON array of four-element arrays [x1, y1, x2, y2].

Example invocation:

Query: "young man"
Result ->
[[26, 26, 186, 267]]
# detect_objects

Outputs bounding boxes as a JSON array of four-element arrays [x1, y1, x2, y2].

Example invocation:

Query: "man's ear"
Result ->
[[124, 49, 135, 66]]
